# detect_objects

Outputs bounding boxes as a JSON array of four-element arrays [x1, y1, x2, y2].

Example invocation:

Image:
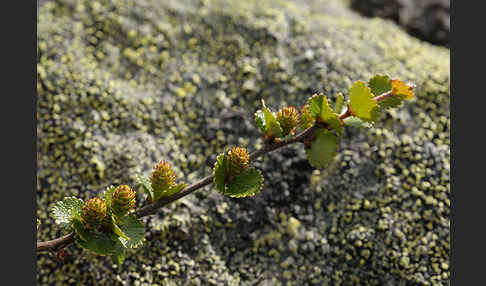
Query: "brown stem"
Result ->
[[37, 233, 74, 252], [339, 105, 353, 120], [136, 124, 319, 218], [36, 89, 405, 253], [372, 90, 393, 103], [36, 126, 317, 252], [135, 175, 213, 218]]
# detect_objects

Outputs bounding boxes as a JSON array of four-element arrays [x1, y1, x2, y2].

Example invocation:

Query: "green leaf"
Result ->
[[342, 116, 373, 128], [108, 215, 145, 248], [74, 230, 120, 256], [254, 110, 266, 133], [103, 185, 116, 210], [308, 94, 342, 136], [261, 99, 283, 138], [136, 174, 154, 202], [213, 153, 228, 194], [378, 96, 403, 109], [306, 129, 339, 168], [37, 219, 40, 230], [73, 215, 127, 262], [226, 167, 264, 198], [320, 100, 342, 136], [299, 105, 315, 131], [166, 183, 187, 197], [334, 92, 345, 114], [111, 216, 130, 240], [111, 244, 126, 266], [307, 95, 320, 118], [368, 75, 391, 96], [349, 81, 380, 123], [51, 197, 85, 228], [118, 215, 145, 249], [153, 182, 187, 201], [71, 215, 90, 242]]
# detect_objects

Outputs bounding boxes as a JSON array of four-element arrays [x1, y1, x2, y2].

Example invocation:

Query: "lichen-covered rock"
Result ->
[[37, 0, 449, 285]]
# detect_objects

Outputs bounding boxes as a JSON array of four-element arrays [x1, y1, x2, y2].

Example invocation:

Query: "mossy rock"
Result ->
[[37, 0, 449, 285]]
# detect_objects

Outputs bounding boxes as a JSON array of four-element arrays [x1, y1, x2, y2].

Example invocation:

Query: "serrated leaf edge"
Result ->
[[349, 80, 380, 123], [213, 153, 229, 195], [118, 215, 146, 249], [226, 168, 264, 198], [51, 196, 85, 228]]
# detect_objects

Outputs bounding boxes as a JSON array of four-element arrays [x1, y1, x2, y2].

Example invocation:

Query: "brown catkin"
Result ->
[[81, 197, 107, 229], [227, 146, 250, 175], [112, 185, 136, 217], [276, 106, 299, 136], [150, 161, 176, 193], [299, 104, 315, 131]]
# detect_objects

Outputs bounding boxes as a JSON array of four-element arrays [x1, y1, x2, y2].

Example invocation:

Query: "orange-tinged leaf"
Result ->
[[391, 80, 414, 99]]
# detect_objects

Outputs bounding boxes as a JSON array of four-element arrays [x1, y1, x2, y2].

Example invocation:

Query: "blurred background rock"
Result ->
[[350, 0, 450, 47]]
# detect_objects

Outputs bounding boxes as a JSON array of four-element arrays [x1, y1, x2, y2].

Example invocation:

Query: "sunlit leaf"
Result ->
[[254, 110, 266, 133], [391, 79, 414, 99], [261, 99, 283, 138], [343, 116, 373, 128], [51, 197, 85, 229], [349, 81, 380, 123], [334, 92, 345, 114]]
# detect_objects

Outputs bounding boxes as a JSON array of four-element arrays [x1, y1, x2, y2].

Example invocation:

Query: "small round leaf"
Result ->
[[306, 129, 339, 168], [226, 168, 264, 198]]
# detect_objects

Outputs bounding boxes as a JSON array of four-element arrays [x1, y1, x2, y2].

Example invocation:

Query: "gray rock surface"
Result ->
[[37, 0, 450, 285]]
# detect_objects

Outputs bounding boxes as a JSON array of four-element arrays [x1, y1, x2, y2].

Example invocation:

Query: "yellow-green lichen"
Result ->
[[37, 0, 449, 285]]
